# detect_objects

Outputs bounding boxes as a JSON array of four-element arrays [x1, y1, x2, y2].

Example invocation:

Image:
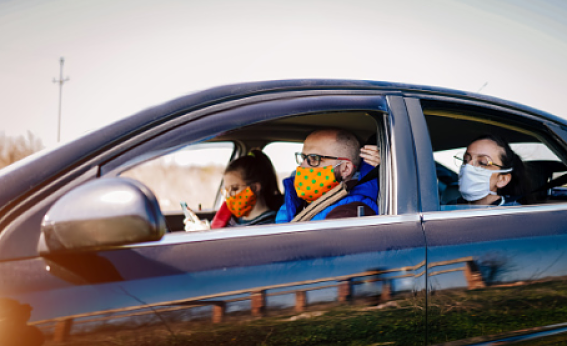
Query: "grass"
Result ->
[[428, 280, 567, 344]]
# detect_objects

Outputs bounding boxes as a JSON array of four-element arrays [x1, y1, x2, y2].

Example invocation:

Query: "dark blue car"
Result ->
[[2, 80, 567, 345]]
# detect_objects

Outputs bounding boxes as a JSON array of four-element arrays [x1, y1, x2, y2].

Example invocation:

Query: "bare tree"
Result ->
[[478, 253, 515, 286], [0, 131, 43, 169]]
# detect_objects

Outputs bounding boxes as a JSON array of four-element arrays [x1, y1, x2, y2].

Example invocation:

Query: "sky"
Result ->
[[1, 0, 567, 148]]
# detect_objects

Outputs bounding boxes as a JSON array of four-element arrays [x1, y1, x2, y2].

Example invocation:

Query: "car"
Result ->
[[1, 79, 567, 346]]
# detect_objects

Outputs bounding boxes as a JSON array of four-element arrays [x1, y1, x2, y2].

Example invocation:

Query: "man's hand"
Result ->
[[360, 145, 380, 167]]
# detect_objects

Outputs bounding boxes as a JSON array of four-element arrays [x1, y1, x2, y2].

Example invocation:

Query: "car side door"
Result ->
[[405, 96, 567, 345], [1, 92, 428, 345]]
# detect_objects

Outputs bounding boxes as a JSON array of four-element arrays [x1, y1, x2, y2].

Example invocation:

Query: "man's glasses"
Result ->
[[295, 152, 352, 167], [221, 184, 248, 198], [453, 154, 504, 169]]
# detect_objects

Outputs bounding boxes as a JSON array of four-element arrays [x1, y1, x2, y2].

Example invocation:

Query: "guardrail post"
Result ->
[[53, 318, 73, 342], [251, 290, 266, 316], [295, 291, 307, 312], [212, 302, 226, 323], [338, 279, 352, 302], [381, 280, 392, 301], [464, 261, 486, 289]]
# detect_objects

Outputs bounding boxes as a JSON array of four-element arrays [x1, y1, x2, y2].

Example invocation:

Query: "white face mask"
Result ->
[[458, 164, 513, 201]]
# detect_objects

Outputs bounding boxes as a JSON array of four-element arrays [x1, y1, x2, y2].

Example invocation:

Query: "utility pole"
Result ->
[[53, 57, 70, 143]]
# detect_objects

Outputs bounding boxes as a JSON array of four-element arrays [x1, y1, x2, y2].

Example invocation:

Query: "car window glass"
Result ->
[[121, 110, 382, 230], [120, 142, 234, 212], [423, 112, 567, 210], [263, 141, 303, 191]]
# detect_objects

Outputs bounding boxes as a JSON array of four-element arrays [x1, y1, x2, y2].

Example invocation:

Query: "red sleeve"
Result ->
[[211, 202, 232, 229]]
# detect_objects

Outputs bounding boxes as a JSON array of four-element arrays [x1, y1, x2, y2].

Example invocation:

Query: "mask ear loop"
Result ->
[[333, 161, 349, 183], [495, 167, 513, 173], [494, 167, 513, 194], [333, 161, 344, 183], [489, 167, 513, 196], [336, 159, 358, 182]]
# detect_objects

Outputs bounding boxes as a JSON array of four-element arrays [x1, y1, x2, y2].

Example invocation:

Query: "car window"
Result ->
[[113, 109, 385, 231], [422, 108, 567, 210], [120, 142, 235, 212]]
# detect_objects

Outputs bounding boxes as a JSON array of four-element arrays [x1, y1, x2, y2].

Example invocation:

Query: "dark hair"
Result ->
[[472, 134, 533, 201], [224, 149, 283, 211]]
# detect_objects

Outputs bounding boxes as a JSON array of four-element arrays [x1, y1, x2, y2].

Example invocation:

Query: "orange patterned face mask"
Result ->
[[225, 187, 257, 217], [294, 165, 339, 202]]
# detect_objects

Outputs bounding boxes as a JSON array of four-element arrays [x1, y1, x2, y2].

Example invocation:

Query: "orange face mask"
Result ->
[[294, 165, 339, 202], [225, 186, 257, 217]]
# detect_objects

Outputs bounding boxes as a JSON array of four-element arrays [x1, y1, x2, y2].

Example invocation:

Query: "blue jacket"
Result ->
[[275, 162, 379, 223]]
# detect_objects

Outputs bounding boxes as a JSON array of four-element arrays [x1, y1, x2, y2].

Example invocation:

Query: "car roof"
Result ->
[[1, 79, 565, 209]]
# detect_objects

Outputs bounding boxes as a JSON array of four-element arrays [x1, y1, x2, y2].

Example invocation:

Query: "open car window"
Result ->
[[421, 102, 567, 210], [113, 109, 384, 232], [120, 142, 235, 212]]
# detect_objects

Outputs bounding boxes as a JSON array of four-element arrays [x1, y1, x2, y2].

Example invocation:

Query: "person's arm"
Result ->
[[210, 202, 232, 228], [276, 174, 301, 223]]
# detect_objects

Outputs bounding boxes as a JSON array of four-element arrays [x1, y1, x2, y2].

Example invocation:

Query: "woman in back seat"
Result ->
[[453, 134, 531, 206]]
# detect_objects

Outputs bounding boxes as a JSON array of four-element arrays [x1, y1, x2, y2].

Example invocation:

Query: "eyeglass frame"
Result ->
[[295, 152, 353, 167], [221, 184, 250, 198], [453, 154, 505, 169]]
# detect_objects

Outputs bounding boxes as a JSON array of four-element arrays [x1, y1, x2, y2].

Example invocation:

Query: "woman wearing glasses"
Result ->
[[210, 149, 284, 228], [454, 134, 531, 206]]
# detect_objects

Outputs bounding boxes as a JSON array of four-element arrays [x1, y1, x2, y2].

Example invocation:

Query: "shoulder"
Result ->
[[275, 204, 288, 223], [240, 210, 277, 226], [501, 196, 522, 206], [250, 210, 277, 225]]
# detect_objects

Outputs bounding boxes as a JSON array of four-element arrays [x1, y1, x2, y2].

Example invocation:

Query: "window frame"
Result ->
[[410, 95, 567, 213], [99, 93, 404, 231]]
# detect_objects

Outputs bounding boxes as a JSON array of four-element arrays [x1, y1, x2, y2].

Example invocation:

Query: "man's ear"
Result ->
[[340, 161, 356, 180], [496, 173, 512, 188]]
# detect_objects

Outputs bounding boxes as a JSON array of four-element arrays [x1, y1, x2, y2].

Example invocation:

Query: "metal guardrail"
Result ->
[[30, 256, 482, 342]]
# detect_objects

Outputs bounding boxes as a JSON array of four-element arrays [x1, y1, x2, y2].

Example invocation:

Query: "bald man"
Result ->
[[275, 128, 379, 223]]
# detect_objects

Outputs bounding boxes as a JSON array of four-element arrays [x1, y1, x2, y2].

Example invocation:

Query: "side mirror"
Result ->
[[38, 177, 166, 254]]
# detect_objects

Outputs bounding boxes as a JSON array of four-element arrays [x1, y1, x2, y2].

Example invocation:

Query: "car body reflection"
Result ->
[[4, 217, 428, 344], [425, 206, 567, 344]]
